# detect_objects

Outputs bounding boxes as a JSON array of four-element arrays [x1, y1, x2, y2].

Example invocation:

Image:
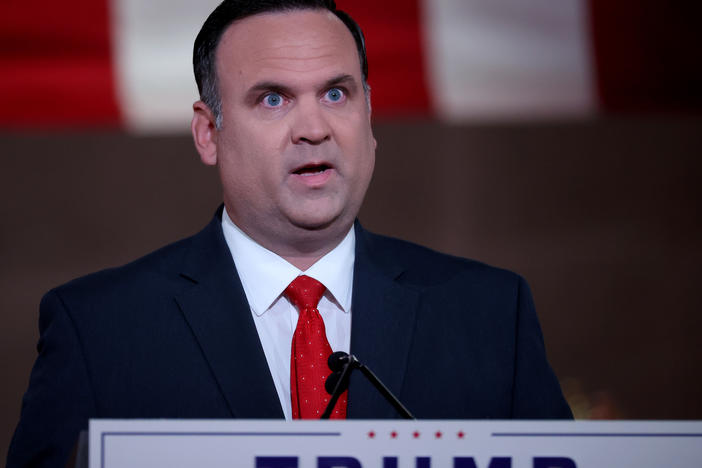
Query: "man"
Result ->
[[8, 0, 572, 466]]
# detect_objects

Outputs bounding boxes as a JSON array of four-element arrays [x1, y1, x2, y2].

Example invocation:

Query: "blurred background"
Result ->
[[1, 0, 701, 460]]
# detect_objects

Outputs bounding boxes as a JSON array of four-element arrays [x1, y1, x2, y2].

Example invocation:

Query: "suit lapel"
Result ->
[[348, 224, 421, 419], [171, 214, 420, 420], [174, 212, 283, 419]]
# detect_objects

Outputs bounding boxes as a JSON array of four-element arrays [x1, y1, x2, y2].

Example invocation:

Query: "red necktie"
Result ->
[[285, 275, 347, 419]]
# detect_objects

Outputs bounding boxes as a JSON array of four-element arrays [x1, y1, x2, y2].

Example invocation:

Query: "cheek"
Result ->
[[336, 109, 371, 143], [348, 124, 376, 176], [221, 122, 286, 168], [217, 142, 263, 193]]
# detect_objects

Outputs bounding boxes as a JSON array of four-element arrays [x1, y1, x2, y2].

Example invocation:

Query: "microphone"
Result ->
[[320, 351, 415, 420], [320, 352, 356, 419], [327, 351, 350, 373]]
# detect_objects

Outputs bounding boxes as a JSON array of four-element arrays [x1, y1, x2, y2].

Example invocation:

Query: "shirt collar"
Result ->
[[221, 208, 355, 316]]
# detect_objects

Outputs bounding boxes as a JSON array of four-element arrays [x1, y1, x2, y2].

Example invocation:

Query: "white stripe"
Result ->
[[111, 0, 222, 133], [424, 0, 595, 121]]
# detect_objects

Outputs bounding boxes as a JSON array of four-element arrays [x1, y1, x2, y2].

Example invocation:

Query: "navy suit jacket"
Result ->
[[8, 210, 571, 467]]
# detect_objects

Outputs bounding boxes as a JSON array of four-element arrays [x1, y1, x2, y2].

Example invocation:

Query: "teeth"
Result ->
[[296, 166, 327, 176]]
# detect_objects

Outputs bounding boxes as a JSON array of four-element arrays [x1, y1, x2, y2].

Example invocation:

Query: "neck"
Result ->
[[282, 254, 324, 272], [267, 226, 348, 271], [224, 209, 351, 271]]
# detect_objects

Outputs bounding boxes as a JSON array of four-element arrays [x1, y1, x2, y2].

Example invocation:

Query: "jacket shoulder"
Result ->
[[358, 228, 522, 289], [51, 234, 195, 304]]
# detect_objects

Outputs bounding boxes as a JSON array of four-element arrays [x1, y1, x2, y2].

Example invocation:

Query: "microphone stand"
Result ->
[[355, 361, 414, 419], [320, 354, 356, 419], [320, 353, 415, 420]]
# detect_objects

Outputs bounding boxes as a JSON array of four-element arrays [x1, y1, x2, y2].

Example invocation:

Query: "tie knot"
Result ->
[[284, 275, 326, 310]]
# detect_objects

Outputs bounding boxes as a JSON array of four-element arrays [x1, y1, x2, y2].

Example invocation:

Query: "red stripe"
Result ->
[[337, 0, 432, 117], [0, 1, 432, 128], [0, 0, 120, 127], [589, 1, 702, 113]]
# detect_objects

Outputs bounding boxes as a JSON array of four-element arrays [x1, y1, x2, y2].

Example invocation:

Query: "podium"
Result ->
[[86, 419, 702, 467]]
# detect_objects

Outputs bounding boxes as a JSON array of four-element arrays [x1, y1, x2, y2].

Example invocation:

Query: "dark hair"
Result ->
[[193, 0, 368, 127]]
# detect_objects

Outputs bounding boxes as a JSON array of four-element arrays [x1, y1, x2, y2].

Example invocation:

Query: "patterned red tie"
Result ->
[[285, 275, 347, 419]]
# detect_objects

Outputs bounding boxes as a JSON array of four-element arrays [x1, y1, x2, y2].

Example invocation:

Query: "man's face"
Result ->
[[200, 9, 376, 256]]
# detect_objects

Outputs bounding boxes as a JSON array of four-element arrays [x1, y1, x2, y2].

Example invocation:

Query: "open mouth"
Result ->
[[293, 163, 331, 176]]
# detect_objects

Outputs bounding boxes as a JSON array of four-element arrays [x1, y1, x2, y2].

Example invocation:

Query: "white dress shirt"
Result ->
[[221, 208, 354, 420]]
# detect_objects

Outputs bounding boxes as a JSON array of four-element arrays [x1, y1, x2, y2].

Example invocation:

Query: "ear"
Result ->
[[191, 100, 218, 166], [364, 89, 377, 150]]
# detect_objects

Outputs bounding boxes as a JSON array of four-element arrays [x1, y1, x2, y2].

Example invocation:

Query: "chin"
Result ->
[[289, 210, 350, 233], [291, 217, 338, 232]]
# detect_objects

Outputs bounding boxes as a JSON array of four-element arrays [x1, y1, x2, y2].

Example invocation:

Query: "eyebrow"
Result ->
[[323, 74, 357, 92], [245, 73, 358, 101]]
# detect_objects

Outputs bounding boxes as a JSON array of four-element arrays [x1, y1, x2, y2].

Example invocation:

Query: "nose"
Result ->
[[290, 98, 332, 145]]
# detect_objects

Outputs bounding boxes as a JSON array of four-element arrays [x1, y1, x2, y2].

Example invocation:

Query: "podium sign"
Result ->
[[89, 419, 702, 468]]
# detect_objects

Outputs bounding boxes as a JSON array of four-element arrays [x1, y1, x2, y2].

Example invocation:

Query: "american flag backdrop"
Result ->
[[1, 0, 699, 132], [2, 3, 702, 460]]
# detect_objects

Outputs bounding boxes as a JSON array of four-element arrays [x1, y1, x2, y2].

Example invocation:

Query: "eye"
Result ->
[[324, 87, 345, 103], [262, 92, 284, 108]]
